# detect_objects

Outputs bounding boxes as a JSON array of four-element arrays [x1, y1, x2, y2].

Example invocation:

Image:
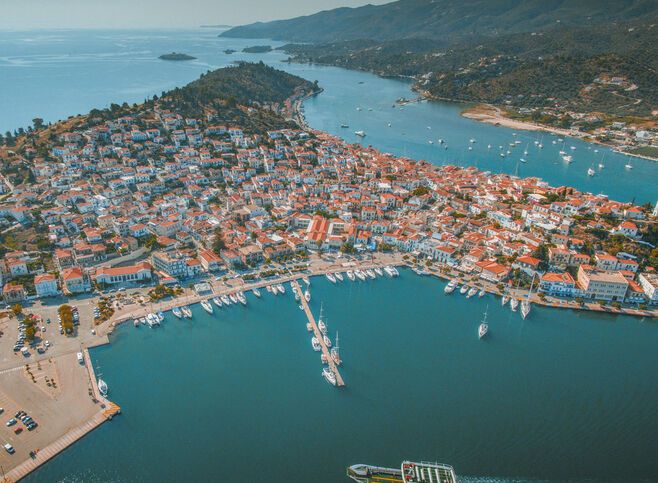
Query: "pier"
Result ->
[[292, 280, 345, 387]]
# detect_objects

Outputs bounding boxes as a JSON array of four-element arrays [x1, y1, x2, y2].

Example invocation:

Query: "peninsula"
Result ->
[[0, 61, 656, 479]]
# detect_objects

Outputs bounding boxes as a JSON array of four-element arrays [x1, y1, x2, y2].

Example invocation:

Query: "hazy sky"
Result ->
[[2, 0, 389, 29]]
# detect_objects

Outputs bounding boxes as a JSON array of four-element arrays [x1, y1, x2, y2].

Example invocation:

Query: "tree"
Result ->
[[58, 304, 75, 334], [212, 227, 226, 255], [32, 118, 44, 131], [11, 304, 22, 317]]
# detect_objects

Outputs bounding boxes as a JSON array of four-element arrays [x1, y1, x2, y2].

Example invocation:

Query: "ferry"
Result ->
[[444, 279, 458, 294], [347, 460, 457, 483], [311, 337, 322, 352], [331, 332, 341, 365], [322, 367, 337, 386], [252, 288, 261, 298], [172, 307, 183, 318], [229, 293, 238, 304], [355, 130, 366, 137], [212, 297, 223, 308], [510, 298, 519, 312], [335, 272, 344, 282], [98, 378, 109, 397], [355, 270, 367, 281], [221, 294, 231, 305], [459, 285, 469, 295], [181, 306, 193, 318], [521, 299, 531, 320], [374, 267, 383, 277], [346, 270, 356, 281], [304, 289, 311, 302], [479, 307, 489, 339], [326, 272, 337, 283], [466, 287, 478, 298], [200, 300, 214, 314]]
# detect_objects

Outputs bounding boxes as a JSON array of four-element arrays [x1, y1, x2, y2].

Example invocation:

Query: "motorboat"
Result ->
[[334, 272, 344, 282], [460, 285, 469, 295], [221, 295, 231, 305], [312, 337, 322, 352], [322, 367, 337, 386], [326, 273, 337, 283], [172, 307, 183, 318], [238, 292, 248, 306], [365, 269, 376, 279], [510, 299, 519, 312], [354, 130, 366, 137], [466, 287, 478, 298], [501, 295, 509, 306], [181, 306, 193, 318], [444, 280, 458, 294], [374, 267, 383, 277], [303, 277, 311, 286], [200, 300, 214, 314], [304, 289, 311, 302], [521, 299, 531, 320], [587, 168, 595, 177], [478, 289, 486, 298], [277, 284, 286, 294], [252, 288, 261, 298], [355, 270, 366, 281], [133, 318, 139, 327], [229, 293, 238, 304], [212, 297, 223, 308], [346, 270, 356, 281], [386, 266, 400, 277], [97, 378, 109, 396]]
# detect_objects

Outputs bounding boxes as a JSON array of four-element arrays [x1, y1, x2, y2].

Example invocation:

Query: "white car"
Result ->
[[4, 443, 14, 454]]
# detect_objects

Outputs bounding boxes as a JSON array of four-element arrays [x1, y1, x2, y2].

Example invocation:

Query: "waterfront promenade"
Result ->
[[293, 280, 345, 387]]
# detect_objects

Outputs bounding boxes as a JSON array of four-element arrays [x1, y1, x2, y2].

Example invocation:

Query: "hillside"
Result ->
[[221, 0, 658, 43]]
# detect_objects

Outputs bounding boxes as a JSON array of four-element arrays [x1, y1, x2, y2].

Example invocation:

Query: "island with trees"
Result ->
[[159, 52, 197, 61]]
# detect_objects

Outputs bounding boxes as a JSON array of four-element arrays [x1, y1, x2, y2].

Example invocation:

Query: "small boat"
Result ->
[[303, 277, 311, 286], [157, 311, 165, 322], [212, 297, 223, 308], [374, 267, 383, 277], [252, 288, 261, 298], [521, 300, 531, 320], [312, 337, 322, 352], [304, 289, 311, 303], [139, 317, 146, 325], [346, 270, 356, 281], [322, 367, 337, 386], [237, 292, 247, 306], [200, 300, 213, 314], [172, 307, 183, 318], [221, 295, 231, 305], [326, 273, 337, 283], [478, 307, 489, 339], [460, 285, 469, 295], [340, 123, 349, 128], [277, 284, 286, 294], [365, 269, 376, 279], [266, 285, 273, 293], [133, 318, 139, 327], [181, 306, 193, 318], [306, 322, 313, 332], [355, 270, 366, 281], [587, 167, 595, 177], [478, 289, 486, 298], [323, 334, 332, 348], [510, 299, 519, 312], [294, 289, 300, 302], [466, 287, 478, 298], [354, 130, 366, 137], [444, 280, 458, 294], [98, 378, 108, 396], [625, 162, 633, 169], [501, 295, 509, 306], [334, 272, 344, 282], [331, 332, 341, 366]]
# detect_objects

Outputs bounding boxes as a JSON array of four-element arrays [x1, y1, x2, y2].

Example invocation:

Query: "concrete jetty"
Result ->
[[292, 280, 345, 387]]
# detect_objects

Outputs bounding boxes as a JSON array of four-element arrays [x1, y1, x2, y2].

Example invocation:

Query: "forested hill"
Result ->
[[221, 0, 658, 43]]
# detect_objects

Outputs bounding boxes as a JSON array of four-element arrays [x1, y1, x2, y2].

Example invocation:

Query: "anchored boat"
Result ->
[[347, 460, 457, 483]]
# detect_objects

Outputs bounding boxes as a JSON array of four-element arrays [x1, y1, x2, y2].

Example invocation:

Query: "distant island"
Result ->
[[242, 45, 272, 54], [159, 52, 197, 61], [224, 49, 236, 54], [200, 24, 232, 28]]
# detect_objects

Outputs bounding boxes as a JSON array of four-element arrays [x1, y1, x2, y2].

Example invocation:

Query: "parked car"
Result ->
[[6, 418, 17, 426], [3, 443, 14, 454], [13, 427, 22, 435]]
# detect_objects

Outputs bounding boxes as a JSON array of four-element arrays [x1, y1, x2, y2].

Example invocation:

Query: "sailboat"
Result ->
[[97, 365, 109, 396], [521, 275, 535, 320], [331, 332, 341, 365], [478, 306, 489, 339], [318, 304, 327, 335], [625, 157, 633, 169]]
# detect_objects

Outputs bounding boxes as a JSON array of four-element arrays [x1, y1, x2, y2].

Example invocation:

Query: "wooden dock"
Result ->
[[292, 280, 345, 387]]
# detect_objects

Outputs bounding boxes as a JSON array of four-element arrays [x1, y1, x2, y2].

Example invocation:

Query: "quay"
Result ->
[[292, 280, 345, 387]]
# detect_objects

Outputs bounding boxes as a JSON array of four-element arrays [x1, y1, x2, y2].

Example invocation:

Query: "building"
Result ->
[[151, 251, 188, 279], [3, 283, 26, 303], [539, 272, 577, 297], [34, 273, 60, 298], [95, 262, 152, 286], [577, 265, 628, 302], [61, 267, 92, 294], [638, 272, 658, 305], [198, 249, 222, 272]]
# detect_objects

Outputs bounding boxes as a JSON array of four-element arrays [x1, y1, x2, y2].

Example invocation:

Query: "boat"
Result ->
[[212, 297, 223, 308], [229, 293, 238, 304], [326, 273, 337, 283], [355, 270, 366, 281], [374, 267, 383, 277], [252, 288, 261, 298], [625, 161, 633, 169], [157, 311, 165, 322], [348, 461, 457, 483], [444, 279, 458, 294], [237, 292, 247, 306], [510, 298, 519, 311], [346, 270, 356, 281], [304, 289, 311, 302], [459, 285, 469, 295], [501, 295, 509, 306], [334, 272, 344, 282], [365, 269, 376, 279], [97, 378, 108, 397], [172, 307, 183, 318], [318, 304, 327, 334], [133, 318, 139, 327], [385, 266, 399, 277], [306, 322, 313, 332], [521, 299, 531, 319], [354, 130, 366, 137], [139, 317, 146, 325], [478, 307, 489, 339], [266, 285, 273, 293], [331, 332, 341, 366], [323, 334, 332, 348], [322, 367, 337, 386], [478, 289, 486, 298], [466, 287, 478, 298], [200, 300, 213, 314], [146, 313, 158, 327], [587, 167, 595, 176], [221, 295, 231, 305], [340, 123, 349, 128], [303, 277, 311, 286], [277, 284, 286, 294], [77, 352, 84, 364], [311, 337, 321, 352], [562, 154, 573, 163], [294, 289, 300, 301], [181, 306, 193, 318]]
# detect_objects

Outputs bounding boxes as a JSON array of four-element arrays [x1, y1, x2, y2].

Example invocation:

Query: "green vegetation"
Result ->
[[159, 52, 197, 61], [148, 284, 182, 301], [11, 304, 22, 317], [58, 305, 75, 334], [242, 45, 272, 53], [212, 227, 226, 255]]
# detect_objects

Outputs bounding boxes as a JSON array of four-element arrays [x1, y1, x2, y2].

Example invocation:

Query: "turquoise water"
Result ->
[[1, 28, 656, 203], [23, 270, 658, 482]]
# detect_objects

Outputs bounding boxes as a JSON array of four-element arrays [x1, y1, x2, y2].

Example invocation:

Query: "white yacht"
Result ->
[[323, 334, 332, 348], [478, 289, 486, 298], [466, 287, 478, 298], [501, 295, 509, 306], [252, 288, 261, 298], [312, 337, 322, 352], [181, 306, 193, 318], [212, 297, 223, 308], [304, 289, 311, 302], [510, 298, 519, 312], [365, 269, 376, 279], [277, 284, 286, 294], [266, 284, 273, 294], [374, 267, 384, 277], [322, 367, 337, 386], [334, 272, 344, 282], [459, 285, 469, 295], [172, 307, 183, 318], [229, 293, 238, 304], [444, 280, 458, 294], [389, 266, 399, 277], [303, 277, 311, 286], [346, 270, 356, 281], [521, 299, 531, 320], [355, 130, 366, 137], [587, 167, 595, 177], [331, 332, 341, 366], [97, 378, 109, 396], [221, 294, 231, 305], [355, 270, 366, 281], [237, 292, 247, 306], [478, 308, 489, 339], [200, 300, 214, 314], [326, 273, 337, 283]]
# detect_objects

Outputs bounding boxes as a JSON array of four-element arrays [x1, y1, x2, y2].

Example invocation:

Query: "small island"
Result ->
[[224, 49, 236, 54], [159, 52, 197, 61], [242, 45, 272, 53]]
